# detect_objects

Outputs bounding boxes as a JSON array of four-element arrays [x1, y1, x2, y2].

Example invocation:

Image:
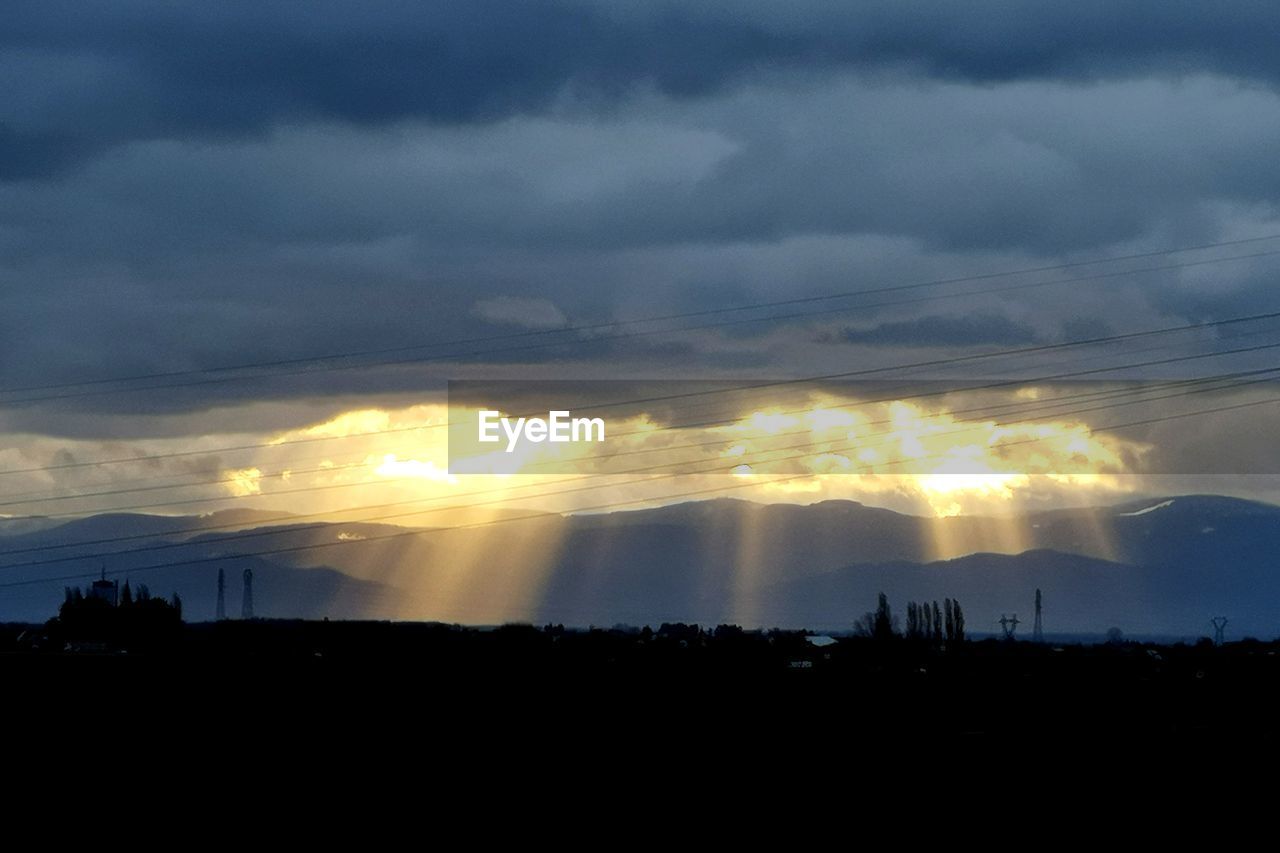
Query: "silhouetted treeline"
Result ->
[[857, 592, 965, 644], [52, 580, 183, 651], [8, 618, 1277, 756]]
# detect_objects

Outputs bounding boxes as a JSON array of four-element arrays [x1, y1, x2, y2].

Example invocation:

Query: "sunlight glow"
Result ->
[[225, 467, 263, 496], [202, 391, 1148, 534], [374, 454, 457, 483]]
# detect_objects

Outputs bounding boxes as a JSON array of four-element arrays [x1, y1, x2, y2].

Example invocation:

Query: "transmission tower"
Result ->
[[215, 568, 226, 621], [1211, 616, 1228, 646], [242, 568, 254, 620], [998, 614, 1020, 640], [1032, 588, 1044, 643]]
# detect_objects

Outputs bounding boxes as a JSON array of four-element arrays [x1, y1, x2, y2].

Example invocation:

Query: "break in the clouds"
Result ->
[[5, 1, 1280, 437]]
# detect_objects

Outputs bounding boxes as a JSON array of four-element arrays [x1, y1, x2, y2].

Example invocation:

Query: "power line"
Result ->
[[2, 362, 1269, 562], [528, 364, 1280, 470], [6, 312, 1273, 508], [6, 328, 1279, 525], [3, 321, 1277, 545], [3, 364, 1275, 573], [6, 307, 1280, 481], [526, 345, 1280, 468], [0, 458, 377, 509], [494, 305, 1280, 421], [1, 360, 1237, 510], [0, 423, 433, 478], [5, 388, 1279, 590], [6, 320, 1272, 509], [5, 248, 1280, 408], [2, 363, 1259, 558], [6, 233, 1278, 399]]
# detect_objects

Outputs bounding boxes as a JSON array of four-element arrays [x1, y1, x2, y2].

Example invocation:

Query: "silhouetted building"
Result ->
[[89, 568, 118, 606]]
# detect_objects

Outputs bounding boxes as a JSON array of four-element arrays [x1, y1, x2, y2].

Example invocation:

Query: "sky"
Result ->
[[4, 1, 1280, 520]]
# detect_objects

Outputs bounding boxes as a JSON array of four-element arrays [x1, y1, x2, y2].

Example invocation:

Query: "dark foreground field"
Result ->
[[4, 620, 1279, 764]]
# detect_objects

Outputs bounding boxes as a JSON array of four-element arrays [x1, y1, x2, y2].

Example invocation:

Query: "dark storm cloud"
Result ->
[[7, 1, 1280, 179], [837, 314, 1040, 347], [6, 2, 1280, 440], [9, 76, 1280, 263]]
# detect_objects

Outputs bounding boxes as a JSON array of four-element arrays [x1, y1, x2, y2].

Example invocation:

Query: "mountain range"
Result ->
[[2, 495, 1277, 637]]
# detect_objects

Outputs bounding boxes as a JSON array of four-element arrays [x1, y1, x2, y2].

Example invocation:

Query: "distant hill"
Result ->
[[0, 508, 297, 545], [2, 495, 1278, 636], [0, 516, 67, 537]]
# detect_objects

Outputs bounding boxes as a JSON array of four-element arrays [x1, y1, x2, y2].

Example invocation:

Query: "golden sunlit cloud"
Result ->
[[138, 390, 1152, 525], [225, 467, 263, 496], [374, 454, 457, 483], [0, 382, 1243, 624]]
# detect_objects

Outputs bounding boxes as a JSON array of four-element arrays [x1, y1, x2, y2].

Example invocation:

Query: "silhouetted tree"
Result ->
[[854, 593, 897, 640], [932, 601, 943, 643], [53, 580, 183, 651], [873, 592, 896, 640], [657, 623, 701, 643], [944, 598, 955, 641], [953, 599, 965, 643]]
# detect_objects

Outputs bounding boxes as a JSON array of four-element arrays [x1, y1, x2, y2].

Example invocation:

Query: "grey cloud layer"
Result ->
[[5, 3, 1280, 437], [7, 1, 1280, 178], [839, 314, 1040, 347], [9, 75, 1280, 267]]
